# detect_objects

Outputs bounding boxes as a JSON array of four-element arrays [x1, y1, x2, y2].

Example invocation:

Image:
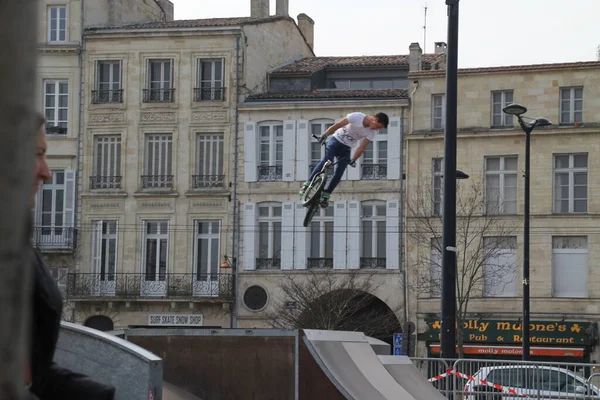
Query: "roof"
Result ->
[[270, 54, 445, 74], [410, 60, 600, 77], [245, 89, 408, 102], [85, 16, 290, 32]]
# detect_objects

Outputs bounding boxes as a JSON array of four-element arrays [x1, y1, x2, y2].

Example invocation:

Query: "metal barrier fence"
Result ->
[[412, 357, 600, 399]]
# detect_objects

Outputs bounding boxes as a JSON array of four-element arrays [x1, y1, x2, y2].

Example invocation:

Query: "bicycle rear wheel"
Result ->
[[303, 201, 320, 227], [301, 173, 326, 207]]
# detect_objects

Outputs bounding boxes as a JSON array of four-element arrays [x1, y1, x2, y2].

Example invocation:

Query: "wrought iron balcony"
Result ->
[[90, 176, 122, 189], [360, 258, 386, 269], [66, 273, 233, 300], [141, 175, 173, 189], [142, 88, 175, 103], [193, 87, 225, 102], [45, 124, 68, 135], [307, 258, 333, 269], [309, 164, 334, 180], [257, 165, 283, 182], [192, 175, 225, 189], [256, 258, 281, 270], [31, 226, 77, 251], [361, 163, 388, 180], [91, 89, 123, 104]]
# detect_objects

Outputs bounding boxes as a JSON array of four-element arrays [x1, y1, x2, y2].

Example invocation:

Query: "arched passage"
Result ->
[[84, 315, 114, 332]]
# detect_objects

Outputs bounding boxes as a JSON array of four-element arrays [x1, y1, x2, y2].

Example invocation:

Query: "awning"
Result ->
[[429, 343, 585, 357]]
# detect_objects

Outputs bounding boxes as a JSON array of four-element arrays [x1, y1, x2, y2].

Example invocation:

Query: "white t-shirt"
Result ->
[[332, 112, 377, 148]]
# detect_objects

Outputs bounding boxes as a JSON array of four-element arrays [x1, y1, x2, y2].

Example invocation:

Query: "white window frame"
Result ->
[[491, 90, 514, 127], [195, 133, 224, 179], [47, 5, 67, 42], [362, 132, 388, 179], [309, 120, 334, 174], [360, 201, 387, 260], [197, 59, 224, 100], [40, 171, 66, 233], [552, 236, 588, 298], [147, 59, 173, 89], [91, 220, 118, 279], [257, 203, 282, 261], [432, 158, 443, 216], [482, 236, 517, 297], [93, 135, 121, 183], [553, 153, 587, 214], [258, 123, 284, 166], [193, 220, 220, 279], [308, 206, 334, 262], [432, 94, 446, 130], [145, 134, 173, 176], [142, 220, 169, 282], [95, 60, 121, 90], [485, 155, 518, 215], [43, 79, 68, 135], [560, 87, 583, 125]]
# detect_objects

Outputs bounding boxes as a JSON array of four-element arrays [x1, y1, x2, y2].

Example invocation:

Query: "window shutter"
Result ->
[[34, 186, 43, 225], [243, 203, 257, 270], [296, 120, 309, 182], [281, 202, 295, 270], [387, 117, 402, 180], [243, 122, 257, 182], [347, 200, 360, 269], [294, 203, 307, 269], [92, 221, 103, 274], [333, 200, 347, 269], [386, 200, 400, 270], [64, 169, 76, 227], [283, 120, 296, 181]]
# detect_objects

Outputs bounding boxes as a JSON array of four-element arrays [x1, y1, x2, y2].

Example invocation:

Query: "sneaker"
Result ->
[[320, 193, 330, 208], [298, 182, 309, 197]]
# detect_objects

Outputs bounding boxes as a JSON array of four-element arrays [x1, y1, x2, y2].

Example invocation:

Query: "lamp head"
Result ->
[[535, 117, 552, 127], [502, 103, 528, 116], [456, 170, 469, 180]]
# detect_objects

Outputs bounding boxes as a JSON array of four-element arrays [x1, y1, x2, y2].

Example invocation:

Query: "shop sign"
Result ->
[[429, 344, 585, 358], [148, 314, 203, 327], [424, 319, 594, 345]]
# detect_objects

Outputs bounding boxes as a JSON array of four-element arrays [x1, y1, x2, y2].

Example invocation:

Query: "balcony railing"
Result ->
[[192, 175, 225, 189], [66, 273, 233, 300], [91, 89, 123, 104], [361, 163, 388, 180], [31, 226, 77, 251], [90, 176, 122, 189], [141, 175, 173, 189], [257, 165, 283, 182], [256, 258, 281, 270], [193, 87, 225, 102], [309, 164, 334, 180], [142, 88, 175, 103], [360, 258, 386, 269], [307, 258, 333, 269]]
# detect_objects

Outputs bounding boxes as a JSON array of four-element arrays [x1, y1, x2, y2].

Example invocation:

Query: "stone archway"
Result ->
[[84, 315, 114, 332]]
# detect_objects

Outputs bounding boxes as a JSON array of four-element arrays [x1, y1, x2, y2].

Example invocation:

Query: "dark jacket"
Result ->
[[29, 248, 116, 400]]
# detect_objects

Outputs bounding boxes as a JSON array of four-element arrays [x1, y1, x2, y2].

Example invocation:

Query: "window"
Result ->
[[44, 80, 68, 135], [329, 79, 408, 90], [553, 236, 588, 298], [430, 238, 442, 297], [144, 134, 173, 188], [196, 59, 224, 101], [40, 171, 66, 236], [48, 5, 67, 42], [145, 59, 174, 102], [432, 94, 445, 130], [308, 206, 334, 269], [143, 221, 169, 293], [94, 61, 122, 104], [91, 221, 118, 282], [553, 154, 587, 213], [257, 203, 282, 269], [362, 135, 388, 180], [560, 87, 583, 125], [310, 120, 333, 177], [258, 123, 283, 181], [432, 158, 443, 216], [35, 170, 75, 249], [92, 136, 121, 189], [483, 237, 517, 297], [485, 156, 517, 214], [194, 133, 224, 188], [491, 90, 514, 127], [194, 221, 220, 279], [360, 202, 386, 269]]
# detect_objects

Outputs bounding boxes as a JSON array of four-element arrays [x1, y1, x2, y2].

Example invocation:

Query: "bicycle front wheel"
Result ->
[[303, 201, 320, 227], [301, 173, 326, 207]]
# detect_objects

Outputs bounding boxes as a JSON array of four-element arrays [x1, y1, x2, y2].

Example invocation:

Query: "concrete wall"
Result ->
[[54, 322, 163, 400], [84, 0, 169, 27]]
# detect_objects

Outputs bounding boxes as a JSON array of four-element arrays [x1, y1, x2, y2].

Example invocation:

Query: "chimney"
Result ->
[[276, 0, 289, 16], [297, 13, 315, 51], [434, 42, 447, 54], [251, 0, 269, 18], [409, 42, 423, 72]]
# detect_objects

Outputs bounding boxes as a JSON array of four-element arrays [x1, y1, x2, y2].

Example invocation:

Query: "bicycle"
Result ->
[[300, 134, 353, 227]]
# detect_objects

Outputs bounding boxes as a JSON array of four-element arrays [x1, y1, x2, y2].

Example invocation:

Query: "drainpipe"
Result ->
[[399, 107, 407, 323], [74, 0, 85, 270]]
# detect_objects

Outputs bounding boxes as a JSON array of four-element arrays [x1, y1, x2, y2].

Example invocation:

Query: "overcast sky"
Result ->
[[171, 0, 599, 68]]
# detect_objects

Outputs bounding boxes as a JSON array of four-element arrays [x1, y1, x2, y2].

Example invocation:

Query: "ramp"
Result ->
[[303, 330, 418, 400], [379, 355, 446, 400]]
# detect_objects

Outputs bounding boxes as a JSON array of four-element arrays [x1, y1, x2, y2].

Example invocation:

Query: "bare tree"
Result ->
[[406, 177, 518, 356], [265, 270, 402, 339]]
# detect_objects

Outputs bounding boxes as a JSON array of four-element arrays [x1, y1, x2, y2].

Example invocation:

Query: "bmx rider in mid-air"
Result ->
[[298, 111, 389, 208]]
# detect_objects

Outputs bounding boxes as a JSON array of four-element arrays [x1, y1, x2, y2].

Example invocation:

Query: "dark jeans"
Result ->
[[308, 137, 351, 194]]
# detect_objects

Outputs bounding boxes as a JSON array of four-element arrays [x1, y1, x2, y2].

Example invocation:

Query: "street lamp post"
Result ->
[[502, 103, 551, 361]]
